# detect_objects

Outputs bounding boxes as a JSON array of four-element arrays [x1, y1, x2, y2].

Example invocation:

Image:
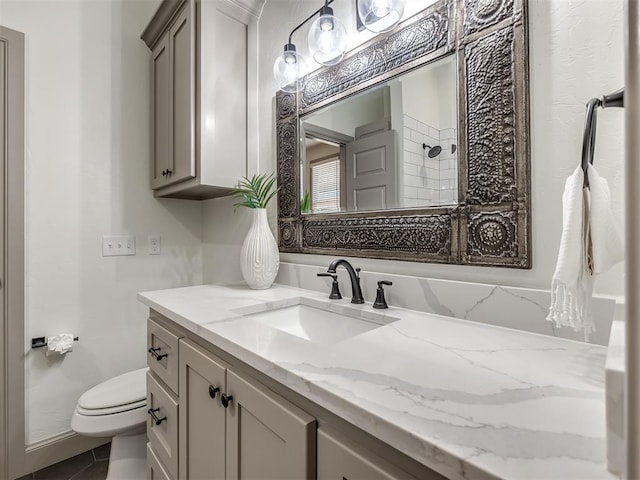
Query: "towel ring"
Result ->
[[581, 89, 624, 186]]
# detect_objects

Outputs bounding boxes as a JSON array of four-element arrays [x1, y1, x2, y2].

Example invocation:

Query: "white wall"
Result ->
[[204, 0, 625, 300], [0, 0, 204, 444], [305, 86, 387, 137], [400, 56, 456, 131], [202, 196, 253, 285]]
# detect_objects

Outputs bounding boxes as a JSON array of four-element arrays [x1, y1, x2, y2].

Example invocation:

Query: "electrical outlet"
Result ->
[[148, 235, 161, 255], [102, 235, 136, 257]]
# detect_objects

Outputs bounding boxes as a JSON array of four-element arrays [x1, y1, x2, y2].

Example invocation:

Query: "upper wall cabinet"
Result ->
[[142, 0, 260, 200]]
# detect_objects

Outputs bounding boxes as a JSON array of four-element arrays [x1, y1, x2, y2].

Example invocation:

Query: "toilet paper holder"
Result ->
[[31, 336, 79, 349]]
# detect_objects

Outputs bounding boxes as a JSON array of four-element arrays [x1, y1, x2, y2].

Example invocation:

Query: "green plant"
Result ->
[[301, 190, 311, 213], [232, 173, 279, 209]]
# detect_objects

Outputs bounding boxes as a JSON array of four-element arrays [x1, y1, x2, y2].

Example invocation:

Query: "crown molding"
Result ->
[[223, 0, 266, 19]]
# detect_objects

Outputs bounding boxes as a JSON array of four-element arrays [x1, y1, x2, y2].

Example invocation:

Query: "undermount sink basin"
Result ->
[[233, 297, 399, 345]]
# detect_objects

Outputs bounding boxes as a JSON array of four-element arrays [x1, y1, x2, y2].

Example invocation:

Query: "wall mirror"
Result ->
[[301, 54, 458, 215], [276, 0, 530, 268]]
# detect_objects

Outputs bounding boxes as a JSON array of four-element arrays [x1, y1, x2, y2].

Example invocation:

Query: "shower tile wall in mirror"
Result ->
[[301, 55, 457, 214]]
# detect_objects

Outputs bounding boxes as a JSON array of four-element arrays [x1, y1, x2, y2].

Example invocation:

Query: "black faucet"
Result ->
[[373, 281, 392, 309], [326, 259, 364, 304]]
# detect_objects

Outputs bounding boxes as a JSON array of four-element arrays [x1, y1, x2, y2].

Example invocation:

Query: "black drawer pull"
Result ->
[[209, 385, 220, 399], [148, 408, 166, 426], [221, 394, 233, 408], [148, 347, 168, 361]]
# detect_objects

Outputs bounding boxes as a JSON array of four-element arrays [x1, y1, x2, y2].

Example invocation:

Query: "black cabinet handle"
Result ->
[[148, 408, 166, 426], [209, 385, 220, 399], [221, 393, 233, 408], [148, 347, 168, 361], [162, 169, 173, 177]]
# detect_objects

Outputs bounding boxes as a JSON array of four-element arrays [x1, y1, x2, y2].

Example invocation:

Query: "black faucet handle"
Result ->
[[355, 267, 361, 279], [373, 280, 392, 309], [317, 273, 342, 300], [317, 272, 337, 279]]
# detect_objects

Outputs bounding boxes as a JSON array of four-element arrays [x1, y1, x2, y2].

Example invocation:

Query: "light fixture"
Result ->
[[307, 3, 348, 66], [274, 0, 403, 92], [357, 0, 405, 33], [273, 43, 309, 93], [273, 0, 341, 92]]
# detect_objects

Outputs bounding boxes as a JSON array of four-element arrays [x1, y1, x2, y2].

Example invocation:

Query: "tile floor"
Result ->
[[18, 443, 111, 480]]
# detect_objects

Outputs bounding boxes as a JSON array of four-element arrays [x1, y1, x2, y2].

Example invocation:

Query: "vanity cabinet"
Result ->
[[142, 0, 256, 200], [145, 309, 443, 480], [179, 338, 316, 479]]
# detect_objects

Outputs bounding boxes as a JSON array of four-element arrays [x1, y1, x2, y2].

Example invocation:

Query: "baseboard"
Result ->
[[21, 430, 110, 477]]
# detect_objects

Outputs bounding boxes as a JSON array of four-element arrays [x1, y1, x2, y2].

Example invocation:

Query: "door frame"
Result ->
[[302, 124, 352, 212], [0, 24, 26, 480]]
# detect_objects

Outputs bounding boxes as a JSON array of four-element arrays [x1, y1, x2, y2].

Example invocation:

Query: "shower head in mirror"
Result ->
[[423, 144, 442, 158]]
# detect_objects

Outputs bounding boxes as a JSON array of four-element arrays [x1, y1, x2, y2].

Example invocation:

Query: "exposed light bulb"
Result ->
[[273, 43, 308, 92], [371, 0, 391, 17], [319, 16, 334, 31], [308, 8, 347, 66], [358, 0, 405, 33], [284, 51, 296, 65], [317, 29, 335, 53]]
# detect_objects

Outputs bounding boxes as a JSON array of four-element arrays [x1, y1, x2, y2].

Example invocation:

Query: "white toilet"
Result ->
[[71, 367, 149, 479]]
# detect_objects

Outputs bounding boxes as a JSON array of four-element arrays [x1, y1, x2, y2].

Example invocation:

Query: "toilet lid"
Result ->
[[78, 367, 148, 411]]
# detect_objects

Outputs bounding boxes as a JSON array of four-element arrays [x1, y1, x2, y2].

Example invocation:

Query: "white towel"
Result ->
[[547, 165, 624, 341], [587, 164, 624, 274], [547, 166, 595, 340]]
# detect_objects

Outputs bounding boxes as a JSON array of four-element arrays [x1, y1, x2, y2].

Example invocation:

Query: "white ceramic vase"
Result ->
[[240, 208, 279, 289]]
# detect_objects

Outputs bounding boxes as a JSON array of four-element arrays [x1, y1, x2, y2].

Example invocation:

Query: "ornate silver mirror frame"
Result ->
[[276, 0, 530, 268]]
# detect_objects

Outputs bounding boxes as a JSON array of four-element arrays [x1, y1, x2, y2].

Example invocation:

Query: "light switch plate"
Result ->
[[102, 235, 136, 256]]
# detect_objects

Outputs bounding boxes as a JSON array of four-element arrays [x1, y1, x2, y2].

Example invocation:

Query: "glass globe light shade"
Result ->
[[273, 44, 308, 93], [308, 9, 348, 66], [357, 0, 405, 33]]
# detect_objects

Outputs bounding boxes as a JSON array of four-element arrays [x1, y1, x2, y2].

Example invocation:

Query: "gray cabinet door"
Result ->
[[167, 3, 195, 186], [225, 369, 316, 480], [179, 339, 227, 480], [318, 427, 425, 480], [151, 34, 170, 190]]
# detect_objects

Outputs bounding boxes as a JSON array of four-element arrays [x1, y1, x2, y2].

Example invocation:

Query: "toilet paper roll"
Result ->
[[46, 333, 75, 356]]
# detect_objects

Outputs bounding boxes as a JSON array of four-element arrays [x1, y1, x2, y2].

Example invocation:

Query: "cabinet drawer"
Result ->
[[147, 442, 172, 480], [147, 318, 181, 393], [147, 372, 179, 479], [318, 427, 421, 480]]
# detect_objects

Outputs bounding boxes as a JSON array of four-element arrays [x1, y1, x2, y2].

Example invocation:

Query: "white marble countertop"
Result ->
[[138, 283, 615, 480]]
